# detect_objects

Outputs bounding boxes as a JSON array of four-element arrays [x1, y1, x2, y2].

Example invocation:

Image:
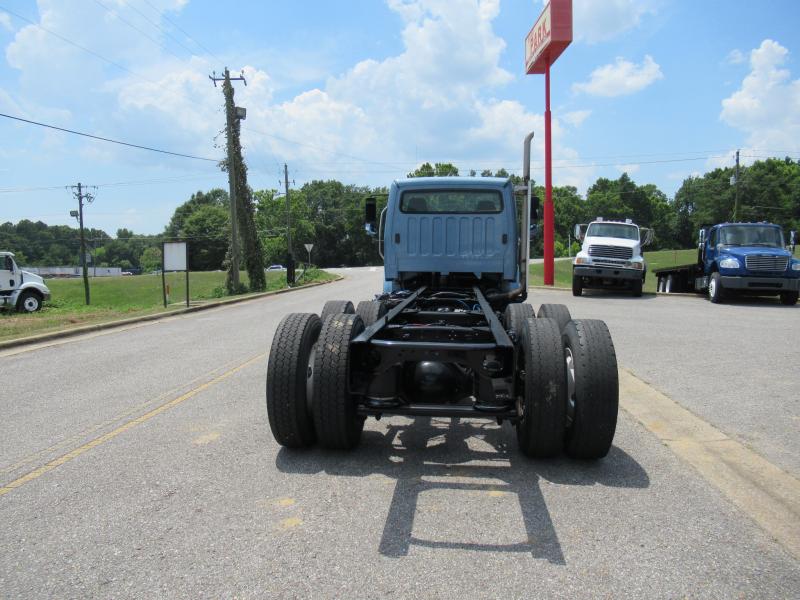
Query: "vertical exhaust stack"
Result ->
[[523, 131, 535, 184], [520, 132, 535, 292]]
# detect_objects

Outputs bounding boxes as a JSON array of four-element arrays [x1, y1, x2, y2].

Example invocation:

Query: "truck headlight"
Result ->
[[792, 262, 800, 271], [625, 261, 644, 270], [575, 257, 590, 265], [719, 257, 740, 269]]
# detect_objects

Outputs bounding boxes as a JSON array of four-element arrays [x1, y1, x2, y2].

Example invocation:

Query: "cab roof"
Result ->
[[0, 251, 14, 257], [393, 176, 511, 191]]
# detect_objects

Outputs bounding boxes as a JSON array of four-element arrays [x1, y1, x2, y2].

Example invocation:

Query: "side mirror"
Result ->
[[640, 228, 654, 247], [790, 230, 797, 248], [698, 228, 707, 245], [364, 197, 377, 236], [530, 195, 540, 222], [573, 224, 584, 241]]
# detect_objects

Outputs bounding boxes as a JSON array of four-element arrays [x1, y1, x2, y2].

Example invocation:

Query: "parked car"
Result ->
[[266, 264, 285, 271]]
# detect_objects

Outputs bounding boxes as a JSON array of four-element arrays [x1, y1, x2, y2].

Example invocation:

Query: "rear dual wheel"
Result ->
[[562, 320, 618, 459], [320, 300, 355, 321], [266, 313, 321, 448], [266, 310, 365, 450], [516, 315, 618, 460]]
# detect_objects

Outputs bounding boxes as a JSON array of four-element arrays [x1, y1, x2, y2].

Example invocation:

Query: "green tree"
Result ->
[[139, 246, 162, 272], [407, 162, 459, 177]]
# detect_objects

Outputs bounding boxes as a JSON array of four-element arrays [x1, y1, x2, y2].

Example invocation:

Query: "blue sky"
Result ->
[[1, 0, 799, 234]]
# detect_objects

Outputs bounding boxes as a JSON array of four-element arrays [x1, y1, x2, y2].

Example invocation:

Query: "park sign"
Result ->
[[525, 0, 572, 75]]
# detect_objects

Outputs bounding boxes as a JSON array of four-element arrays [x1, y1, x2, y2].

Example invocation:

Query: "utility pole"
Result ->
[[210, 67, 247, 289], [733, 149, 741, 222], [70, 182, 95, 305], [284, 163, 294, 285]]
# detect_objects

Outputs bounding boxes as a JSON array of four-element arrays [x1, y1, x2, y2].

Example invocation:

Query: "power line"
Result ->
[[0, 174, 221, 195], [141, 0, 223, 63], [0, 112, 220, 162], [118, 0, 199, 58], [91, 0, 186, 63], [0, 4, 151, 82]]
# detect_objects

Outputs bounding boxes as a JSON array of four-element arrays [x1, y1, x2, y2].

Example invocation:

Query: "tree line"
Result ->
[[2, 157, 798, 270]]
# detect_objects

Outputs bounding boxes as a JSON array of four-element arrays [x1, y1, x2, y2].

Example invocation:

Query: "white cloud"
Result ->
[[726, 49, 746, 65], [567, 0, 657, 44], [562, 109, 591, 128], [573, 55, 663, 97], [3, 0, 593, 204], [719, 39, 800, 162], [0, 11, 12, 32]]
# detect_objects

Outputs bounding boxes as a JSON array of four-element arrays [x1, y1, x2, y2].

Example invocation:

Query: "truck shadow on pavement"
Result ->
[[275, 417, 649, 563]]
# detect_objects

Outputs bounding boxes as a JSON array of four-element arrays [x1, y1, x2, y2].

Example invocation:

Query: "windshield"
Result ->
[[586, 223, 639, 241], [400, 190, 502, 213], [719, 225, 784, 247]]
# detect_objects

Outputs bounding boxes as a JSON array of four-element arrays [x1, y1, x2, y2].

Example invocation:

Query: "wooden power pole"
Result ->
[[70, 182, 94, 305], [210, 68, 247, 289]]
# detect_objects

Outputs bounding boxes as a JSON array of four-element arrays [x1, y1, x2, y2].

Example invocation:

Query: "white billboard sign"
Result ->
[[163, 242, 187, 271]]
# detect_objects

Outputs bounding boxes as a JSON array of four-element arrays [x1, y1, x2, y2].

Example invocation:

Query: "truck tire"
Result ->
[[320, 300, 355, 321], [265, 313, 321, 448], [516, 317, 566, 458], [504, 302, 534, 337], [355, 299, 387, 326], [708, 272, 725, 304], [572, 274, 583, 297], [631, 278, 643, 297], [312, 313, 365, 449], [537, 303, 572, 332], [780, 291, 799, 306], [665, 275, 674, 294], [17, 290, 42, 313], [656, 277, 664, 293], [562, 320, 618, 459]]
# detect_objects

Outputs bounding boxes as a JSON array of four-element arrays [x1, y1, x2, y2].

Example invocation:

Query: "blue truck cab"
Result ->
[[379, 177, 524, 297], [655, 222, 799, 305]]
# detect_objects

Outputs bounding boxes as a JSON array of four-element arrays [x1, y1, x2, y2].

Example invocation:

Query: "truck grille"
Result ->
[[588, 245, 633, 260], [744, 255, 789, 271]]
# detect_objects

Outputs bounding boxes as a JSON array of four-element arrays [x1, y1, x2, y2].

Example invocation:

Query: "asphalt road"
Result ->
[[1, 268, 798, 598]]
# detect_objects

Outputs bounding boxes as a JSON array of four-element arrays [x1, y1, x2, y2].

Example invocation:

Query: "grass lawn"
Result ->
[[0, 268, 335, 343], [529, 248, 699, 293]]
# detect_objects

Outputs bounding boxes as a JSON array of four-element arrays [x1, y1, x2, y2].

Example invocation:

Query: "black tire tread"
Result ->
[[572, 274, 582, 297], [320, 300, 355, 321], [516, 317, 566, 458], [355, 299, 387, 326], [537, 303, 572, 332], [563, 319, 618, 459], [504, 303, 535, 337], [313, 313, 365, 449], [266, 312, 321, 447], [16, 290, 42, 312]]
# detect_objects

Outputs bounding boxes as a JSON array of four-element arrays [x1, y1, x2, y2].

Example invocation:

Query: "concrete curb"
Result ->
[[0, 275, 343, 351], [528, 285, 699, 297]]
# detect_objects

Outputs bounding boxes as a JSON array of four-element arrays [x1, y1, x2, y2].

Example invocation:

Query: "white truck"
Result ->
[[572, 218, 652, 297], [0, 252, 51, 312]]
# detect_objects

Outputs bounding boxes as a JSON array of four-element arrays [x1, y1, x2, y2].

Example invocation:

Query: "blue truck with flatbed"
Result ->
[[654, 222, 799, 304], [265, 134, 620, 459]]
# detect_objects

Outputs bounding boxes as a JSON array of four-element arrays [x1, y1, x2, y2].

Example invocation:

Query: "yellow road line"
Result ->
[[620, 369, 800, 560], [0, 355, 248, 476], [0, 352, 265, 498]]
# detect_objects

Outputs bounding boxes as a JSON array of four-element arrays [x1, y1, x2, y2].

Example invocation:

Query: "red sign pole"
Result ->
[[525, 0, 571, 287], [543, 61, 554, 285]]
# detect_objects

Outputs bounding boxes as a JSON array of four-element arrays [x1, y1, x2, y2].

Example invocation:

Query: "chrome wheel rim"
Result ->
[[565, 346, 576, 426], [23, 297, 38, 311], [709, 278, 716, 299], [305, 343, 317, 411]]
